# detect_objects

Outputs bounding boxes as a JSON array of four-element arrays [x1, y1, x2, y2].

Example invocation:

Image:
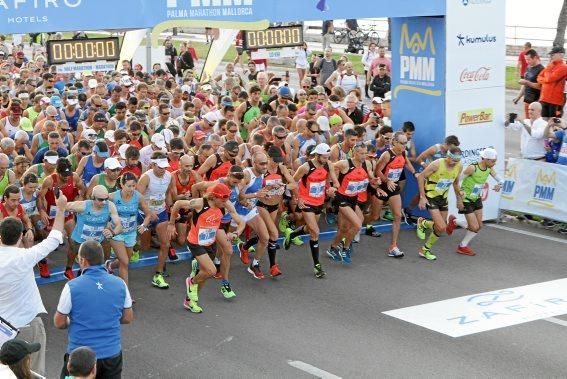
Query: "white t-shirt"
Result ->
[[509, 117, 547, 159]]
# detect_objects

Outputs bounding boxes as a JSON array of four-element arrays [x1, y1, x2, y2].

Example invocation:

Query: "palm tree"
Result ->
[[553, 0, 567, 47]]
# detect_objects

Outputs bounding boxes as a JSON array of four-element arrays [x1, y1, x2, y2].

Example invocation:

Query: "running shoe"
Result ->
[[325, 210, 337, 225], [64, 267, 75, 280], [221, 282, 236, 299], [248, 245, 256, 254], [292, 236, 303, 246], [186, 277, 199, 302], [416, 217, 427, 240], [104, 259, 114, 274], [388, 246, 405, 258], [456, 245, 476, 256], [183, 297, 203, 313], [326, 246, 342, 261], [382, 209, 394, 221], [168, 247, 179, 261], [238, 242, 250, 265], [190, 259, 199, 279], [270, 264, 282, 277], [365, 225, 382, 238], [247, 264, 265, 279], [129, 250, 140, 263], [418, 247, 437, 261], [278, 211, 289, 233], [446, 214, 457, 236], [38, 260, 50, 278], [152, 273, 169, 289], [340, 246, 352, 264], [313, 263, 326, 278], [283, 228, 292, 250]]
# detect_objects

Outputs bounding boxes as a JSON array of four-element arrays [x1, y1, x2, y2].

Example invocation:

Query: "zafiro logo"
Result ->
[[529, 169, 556, 208], [457, 34, 496, 46], [166, 0, 253, 17]]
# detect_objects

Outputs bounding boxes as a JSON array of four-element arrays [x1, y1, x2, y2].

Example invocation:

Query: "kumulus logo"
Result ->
[[457, 33, 496, 46]]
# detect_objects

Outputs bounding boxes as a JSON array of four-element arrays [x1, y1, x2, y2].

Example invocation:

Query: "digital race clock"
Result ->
[[243, 25, 304, 50], [46, 37, 120, 66]]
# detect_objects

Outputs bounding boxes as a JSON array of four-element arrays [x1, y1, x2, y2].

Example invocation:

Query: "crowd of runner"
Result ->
[[0, 34, 510, 317]]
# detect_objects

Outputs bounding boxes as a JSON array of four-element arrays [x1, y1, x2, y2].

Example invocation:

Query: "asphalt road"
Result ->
[[38, 220, 567, 378]]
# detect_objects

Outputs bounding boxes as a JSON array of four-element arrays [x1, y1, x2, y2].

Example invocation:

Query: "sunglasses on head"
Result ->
[[275, 135, 287, 139], [309, 129, 322, 134]]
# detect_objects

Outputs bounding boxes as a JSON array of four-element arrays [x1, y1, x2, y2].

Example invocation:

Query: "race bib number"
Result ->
[[435, 179, 453, 192], [148, 194, 165, 212], [22, 202, 36, 216], [121, 215, 137, 233], [345, 179, 369, 196], [198, 228, 217, 246], [387, 168, 403, 182], [80, 224, 104, 242], [470, 184, 484, 198], [309, 181, 325, 198], [265, 179, 285, 196]]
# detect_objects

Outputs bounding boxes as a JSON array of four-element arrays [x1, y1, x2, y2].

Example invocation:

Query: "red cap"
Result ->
[[206, 183, 231, 200], [194, 92, 206, 101], [193, 130, 206, 140], [16, 51, 24, 58]]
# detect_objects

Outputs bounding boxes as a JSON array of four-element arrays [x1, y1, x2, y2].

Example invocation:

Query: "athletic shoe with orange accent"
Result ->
[[270, 264, 282, 277], [168, 247, 179, 261], [64, 267, 75, 280], [456, 245, 476, 256], [238, 242, 250, 265], [247, 264, 264, 279], [38, 260, 50, 278], [446, 214, 457, 235]]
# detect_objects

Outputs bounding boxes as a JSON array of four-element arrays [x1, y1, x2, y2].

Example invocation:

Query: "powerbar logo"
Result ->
[[167, 0, 253, 17], [458, 108, 493, 126]]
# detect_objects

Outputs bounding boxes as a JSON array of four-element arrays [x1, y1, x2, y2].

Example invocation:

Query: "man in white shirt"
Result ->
[[505, 101, 547, 160], [0, 192, 67, 376]]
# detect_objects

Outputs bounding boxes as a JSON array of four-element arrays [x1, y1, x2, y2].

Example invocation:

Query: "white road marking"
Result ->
[[287, 360, 342, 379], [488, 224, 567, 244], [544, 317, 567, 327]]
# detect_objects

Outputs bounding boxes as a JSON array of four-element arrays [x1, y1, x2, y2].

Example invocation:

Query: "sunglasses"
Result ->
[[161, 112, 170, 116], [94, 197, 108, 202], [80, 151, 90, 156], [143, 106, 150, 110], [60, 128, 70, 132], [228, 129, 238, 133], [309, 129, 323, 134], [131, 132, 141, 137], [275, 135, 287, 139], [227, 151, 238, 157]]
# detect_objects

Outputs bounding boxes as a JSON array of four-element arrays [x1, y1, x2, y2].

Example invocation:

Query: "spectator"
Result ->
[[67, 347, 96, 379], [361, 42, 377, 98], [505, 101, 547, 160], [0, 339, 43, 379], [321, 20, 334, 50], [537, 46, 567, 119], [517, 42, 531, 78], [514, 49, 544, 118], [369, 64, 391, 99], [367, 46, 391, 82], [54, 240, 133, 379], [317, 48, 337, 87]]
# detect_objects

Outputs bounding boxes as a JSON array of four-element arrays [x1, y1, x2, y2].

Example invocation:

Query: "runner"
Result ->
[[107, 172, 154, 288], [416, 146, 464, 261], [85, 157, 121, 197], [286, 143, 340, 278], [0, 184, 34, 248], [168, 183, 244, 313], [170, 155, 199, 247], [137, 151, 175, 289], [449, 148, 503, 256], [197, 140, 239, 181]]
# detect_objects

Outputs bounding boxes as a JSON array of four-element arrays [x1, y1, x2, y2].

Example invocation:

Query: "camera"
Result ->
[[508, 113, 517, 123]]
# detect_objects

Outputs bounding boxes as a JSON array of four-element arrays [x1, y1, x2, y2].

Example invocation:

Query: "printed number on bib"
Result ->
[[121, 215, 137, 233], [198, 228, 217, 246], [148, 195, 165, 211], [80, 224, 104, 242], [387, 168, 403, 182], [470, 184, 484, 198], [309, 181, 326, 198], [435, 179, 453, 192]]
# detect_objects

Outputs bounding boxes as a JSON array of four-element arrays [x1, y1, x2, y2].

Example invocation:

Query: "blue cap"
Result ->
[[93, 140, 109, 158], [278, 86, 292, 99], [50, 95, 62, 108], [221, 97, 233, 107]]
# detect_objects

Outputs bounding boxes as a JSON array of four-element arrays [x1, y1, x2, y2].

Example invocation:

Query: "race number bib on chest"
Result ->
[[387, 168, 403, 182], [80, 224, 104, 242], [198, 228, 217, 245], [435, 179, 453, 191], [309, 181, 326, 198]]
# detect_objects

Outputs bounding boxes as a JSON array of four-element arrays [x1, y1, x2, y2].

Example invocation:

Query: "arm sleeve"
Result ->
[[56, 284, 72, 315]]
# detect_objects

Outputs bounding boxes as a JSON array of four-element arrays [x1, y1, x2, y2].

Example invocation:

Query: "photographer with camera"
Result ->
[[505, 102, 547, 160]]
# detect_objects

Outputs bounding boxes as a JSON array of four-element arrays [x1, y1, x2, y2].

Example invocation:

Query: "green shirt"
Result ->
[[461, 163, 491, 202]]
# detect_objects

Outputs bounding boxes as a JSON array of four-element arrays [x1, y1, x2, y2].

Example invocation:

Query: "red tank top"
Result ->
[[46, 173, 79, 211], [187, 199, 223, 246], [121, 163, 143, 178], [263, 165, 286, 197], [173, 170, 196, 195], [167, 159, 180, 173], [337, 159, 369, 198], [0, 203, 24, 221], [206, 154, 234, 181], [357, 161, 371, 203], [382, 149, 406, 183], [298, 161, 329, 206]]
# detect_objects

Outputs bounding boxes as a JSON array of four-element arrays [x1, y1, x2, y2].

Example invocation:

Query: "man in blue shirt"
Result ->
[[32, 131, 68, 164], [54, 240, 133, 379]]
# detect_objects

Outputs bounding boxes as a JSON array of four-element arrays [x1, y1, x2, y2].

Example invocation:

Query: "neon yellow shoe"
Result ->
[[419, 247, 437, 261], [151, 273, 169, 289], [416, 217, 427, 240], [130, 250, 140, 263], [186, 277, 199, 302], [183, 297, 203, 313]]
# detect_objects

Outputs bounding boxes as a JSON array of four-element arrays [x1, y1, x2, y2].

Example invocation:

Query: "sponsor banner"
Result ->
[[56, 61, 116, 74], [458, 108, 493, 126], [384, 278, 567, 338], [250, 48, 296, 60], [0, 0, 446, 34], [500, 159, 567, 222]]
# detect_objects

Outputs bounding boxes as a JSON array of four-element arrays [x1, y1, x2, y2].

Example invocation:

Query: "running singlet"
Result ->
[[187, 199, 223, 246], [65, 108, 80, 132], [45, 173, 79, 220], [20, 189, 38, 216], [173, 170, 196, 195], [70, 200, 111, 243], [337, 159, 369, 198], [121, 163, 143, 178], [82, 156, 104, 186], [241, 101, 262, 141], [299, 161, 329, 207], [382, 149, 406, 183], [425, 159, 462, 199], [0, 171, 10, 197], [461, 163, 491, 203], [206, 154, 234, 181], [263, 165, 286, 197], [235, 167, 263, 215], [0, 203, 25, 221], [99, 174, 118, 193], [113, 190, 140, 233], [143, 170, 171, 214]]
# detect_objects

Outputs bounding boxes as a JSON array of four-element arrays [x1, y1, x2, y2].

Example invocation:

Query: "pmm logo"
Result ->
[[530, 169, 556, 206], [167, 0, 253, 7], [501, 164, 516, 200], [399, 23, 436, 82]]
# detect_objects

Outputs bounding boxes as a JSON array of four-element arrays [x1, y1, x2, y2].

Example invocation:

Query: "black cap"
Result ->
[[0, 340, 41, 365], [549, 46, 565, 55], [56, 157, 73, 177], [224, 140, 239, 154], [267, 146, 284, 163], [94, 112, 107, 122]]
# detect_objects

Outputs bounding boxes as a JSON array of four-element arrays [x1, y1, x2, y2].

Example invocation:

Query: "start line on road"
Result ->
[[383, 278, 567, 338]]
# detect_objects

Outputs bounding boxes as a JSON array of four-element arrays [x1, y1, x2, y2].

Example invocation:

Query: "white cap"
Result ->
[[151, 133, 166, 149], [82, 128, 97, 140], [151, 158, 170, 168], [201, 84, 212, 92], [104, 130, 115, 142], [330, 101, 341, 109], [313, 143, 331, 155], [44, 154, 58, 164], [317, 116, 330, 132], [120, 76, 133, 87], [67, 98, 78, 106], [342, 123, 355, 132], [203, 112, 218, 124], [480, 147, 498, 160], [87, 79, 98, 89], [104, 157, 122, 170], [118, 143, 129, 159], [180, 85, 192, 93], [371, 97, 383, 104], [161, 128, 174, 144]]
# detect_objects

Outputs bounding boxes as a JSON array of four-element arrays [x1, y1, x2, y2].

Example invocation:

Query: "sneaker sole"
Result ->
[[456, 249, 476, 256], [183, 302, 203, 313], [152, 282, 169, 289], [247, 267, 264, 279]]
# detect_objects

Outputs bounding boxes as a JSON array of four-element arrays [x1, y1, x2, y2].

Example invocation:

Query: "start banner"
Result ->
[[500, 158, 567, 222]]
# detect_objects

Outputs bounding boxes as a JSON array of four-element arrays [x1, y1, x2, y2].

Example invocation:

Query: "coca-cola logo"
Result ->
[[460, 67, 491, 82]]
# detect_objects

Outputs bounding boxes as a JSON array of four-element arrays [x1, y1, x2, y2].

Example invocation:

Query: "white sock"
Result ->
[[214, 257, 220, 265], [456, 219, 468, 229], [252, 259, 259, 266], [460, 230, 477, 247]]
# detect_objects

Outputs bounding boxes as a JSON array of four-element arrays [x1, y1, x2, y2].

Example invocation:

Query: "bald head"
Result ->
[[528, 101, 542, 118], [0, 153, 8, 165], [180, 154, 192, 166], [92, 185, 109, 199]]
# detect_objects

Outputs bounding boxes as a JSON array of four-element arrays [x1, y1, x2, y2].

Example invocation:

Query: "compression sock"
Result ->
[[460, 230, 478, 247], [244, 236, 259, 250], [309, 239, 320, 265], [289, 225, 305, 239], [268, 239, 277, 267], [425, 232, 440, 249]]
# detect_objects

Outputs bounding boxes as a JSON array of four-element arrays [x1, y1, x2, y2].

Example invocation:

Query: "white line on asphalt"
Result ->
[[287, 361, 342, 379], [544, 317, 567, 327], [488, 224, 567, 244]]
